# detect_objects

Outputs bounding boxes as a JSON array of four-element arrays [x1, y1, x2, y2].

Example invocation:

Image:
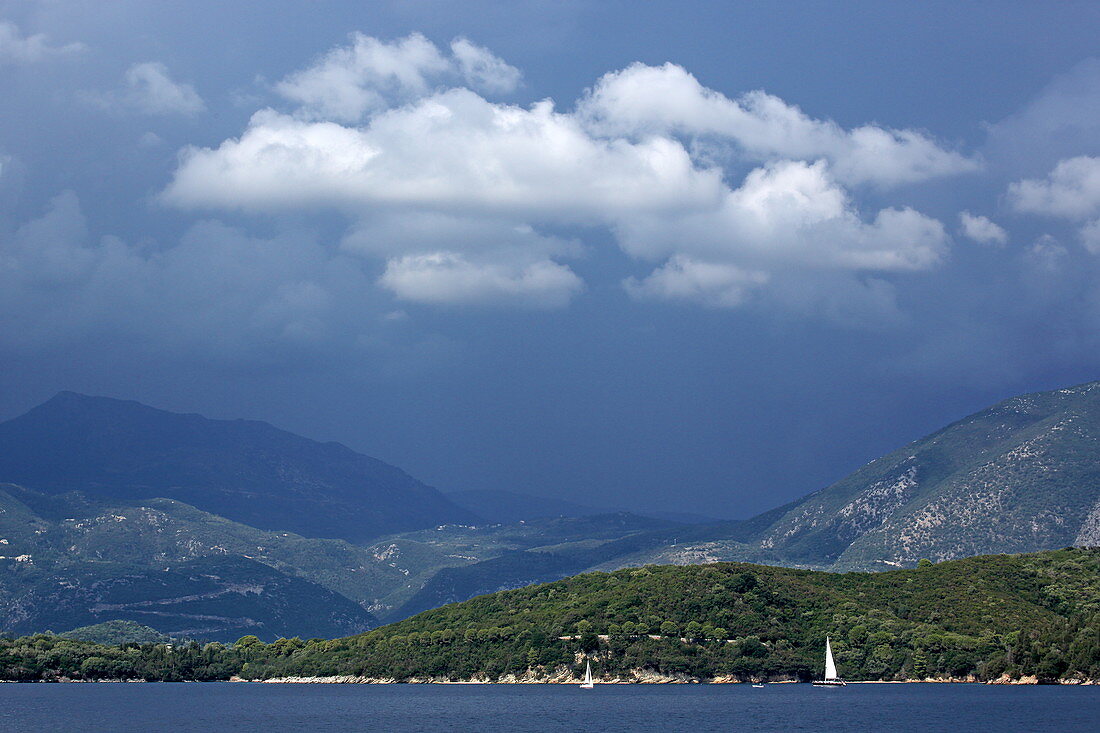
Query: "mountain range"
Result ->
[[386, 380, 1100, 610], [0, 381, 1098, 638], [617, 379, 1100, 570], [0, 391, 476, 543]]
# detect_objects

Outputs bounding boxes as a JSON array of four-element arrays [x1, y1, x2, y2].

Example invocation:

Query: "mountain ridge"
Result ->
[[0, 391, 478, 543], [381, 380, 1100, 615]]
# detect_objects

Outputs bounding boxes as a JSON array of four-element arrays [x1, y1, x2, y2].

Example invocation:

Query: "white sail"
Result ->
[[581, 660, 594, 688], [824, 636, 838, 680]]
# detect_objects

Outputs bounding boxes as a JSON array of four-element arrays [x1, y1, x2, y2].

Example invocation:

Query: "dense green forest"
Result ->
[[1, 549, 1098, 683]]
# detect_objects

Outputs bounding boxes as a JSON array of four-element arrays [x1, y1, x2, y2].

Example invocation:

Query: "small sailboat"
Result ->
[[580, 661, 595, 689], [812, 636, 846, 687]]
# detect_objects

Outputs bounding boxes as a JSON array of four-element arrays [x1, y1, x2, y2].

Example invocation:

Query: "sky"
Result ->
[[3, 1, 1100, 519]]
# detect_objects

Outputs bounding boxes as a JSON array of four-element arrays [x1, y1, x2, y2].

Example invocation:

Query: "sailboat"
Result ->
[[812, 636, 846, 687], [580, 661, 595, 689]]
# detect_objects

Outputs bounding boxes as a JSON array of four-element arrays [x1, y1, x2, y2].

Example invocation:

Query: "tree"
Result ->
[[234, 635, 262, 649], [576, 621, 599, 652], [912, 648, 928, 679]]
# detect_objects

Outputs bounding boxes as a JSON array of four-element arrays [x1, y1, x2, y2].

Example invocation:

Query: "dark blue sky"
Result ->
[[3, 1, 1100, 518]]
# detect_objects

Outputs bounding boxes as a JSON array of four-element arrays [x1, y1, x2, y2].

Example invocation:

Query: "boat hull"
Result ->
[[812, 680, 847, 687]]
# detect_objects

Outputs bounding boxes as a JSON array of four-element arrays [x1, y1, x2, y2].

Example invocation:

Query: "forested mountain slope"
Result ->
[[3, 549, 1097, 683], [184, 549, 1100, 682]]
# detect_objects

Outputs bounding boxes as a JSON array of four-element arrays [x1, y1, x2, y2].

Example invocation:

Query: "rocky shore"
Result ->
[[247, 669, 1097, 685]]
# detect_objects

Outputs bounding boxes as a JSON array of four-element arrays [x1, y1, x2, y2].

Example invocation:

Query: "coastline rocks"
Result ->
[[249, 670, 1095, 685], [988, 675, 1039, 685]]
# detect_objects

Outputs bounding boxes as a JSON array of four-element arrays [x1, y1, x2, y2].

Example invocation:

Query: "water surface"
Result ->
[[1, 682, 1096, 732]]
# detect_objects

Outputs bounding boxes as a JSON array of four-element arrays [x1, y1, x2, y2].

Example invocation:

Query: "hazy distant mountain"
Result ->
[[0, 392, 478, 543], [5, 380, 1100, 630], [0, 482, 423, 613], [0, 555, 375, 642], [0, 482, 674, 625], [388, 512, 679, 619], [754, 380, 1100, 569], [388, 380, 1100, 614], [596, 380, 1100, 571], [444, 488, 720, 525]]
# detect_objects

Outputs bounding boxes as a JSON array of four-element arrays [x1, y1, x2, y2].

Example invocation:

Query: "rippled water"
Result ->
[[1, 682, 1097, 732]]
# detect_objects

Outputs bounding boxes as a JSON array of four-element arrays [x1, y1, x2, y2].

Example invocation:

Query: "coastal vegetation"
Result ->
[[0, 549, 1097, 684]]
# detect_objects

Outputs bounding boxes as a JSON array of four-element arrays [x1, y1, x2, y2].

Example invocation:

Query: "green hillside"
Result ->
[[250, 548, 1099, 683], [59, 620, 172, 645], [1, 549, 1096, 683]]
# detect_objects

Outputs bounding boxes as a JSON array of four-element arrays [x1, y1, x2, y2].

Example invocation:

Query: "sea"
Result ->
[[1, 682, 1097, 732]]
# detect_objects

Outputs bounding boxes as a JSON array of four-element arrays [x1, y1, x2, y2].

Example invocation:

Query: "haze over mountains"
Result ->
[[0, 392, 476, 543], [384, 381, 1100, 611], [0, 382, 1098, 639], [444, 489, 721, 525], [624, 380, 1100, 570]]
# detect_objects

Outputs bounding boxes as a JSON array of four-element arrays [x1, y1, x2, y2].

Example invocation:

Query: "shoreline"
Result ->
[[249, 673, 1098, 686], [5, 668, 1097, 685]]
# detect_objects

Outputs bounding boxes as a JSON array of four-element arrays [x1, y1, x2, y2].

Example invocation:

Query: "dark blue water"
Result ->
[[0, 682, 1097, 732]]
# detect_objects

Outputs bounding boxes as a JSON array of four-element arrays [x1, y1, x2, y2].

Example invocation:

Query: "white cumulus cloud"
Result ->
[[578, 62, 978, 187], [380, 251, 581, 307], [275, 32, 520, 123], [162, 92, 723, 219], [162, 34, 955, 316], [958, 211, 1007, 245], [624, 256, 767, 307], [1008, 156, 1100, 219], [615, 160, 948, 275], [450, 38, 522, 95]]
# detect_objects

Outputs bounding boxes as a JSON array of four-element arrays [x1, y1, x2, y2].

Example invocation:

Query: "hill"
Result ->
[[0, 483, 676, 623], [253, 548, 1100, 683], [59, 620, 171, 645], [0, 392, 477, 543], [0, 554, 376, 642], [0, 482, 413, 613], [1, 549, 1096, 683]]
